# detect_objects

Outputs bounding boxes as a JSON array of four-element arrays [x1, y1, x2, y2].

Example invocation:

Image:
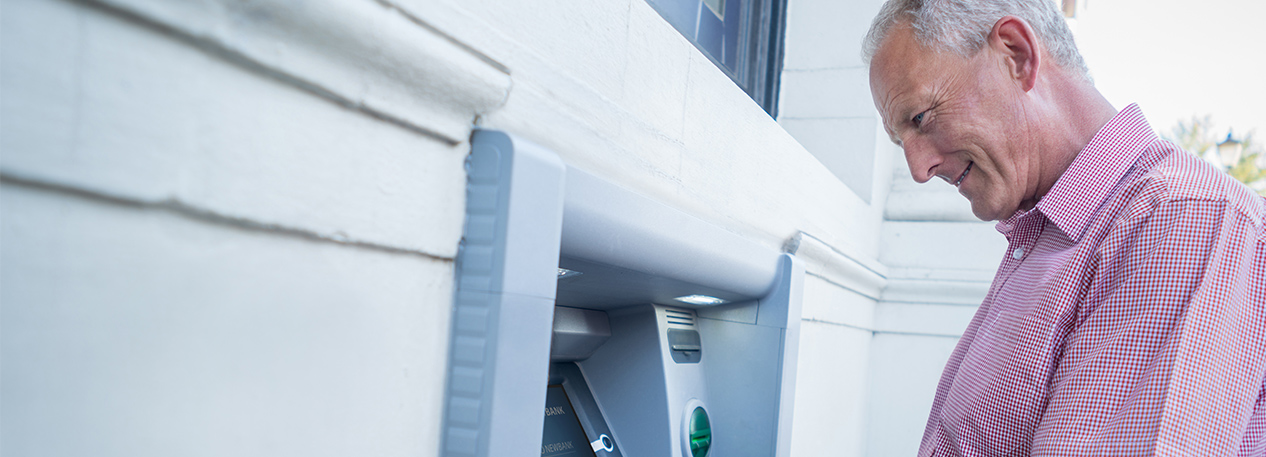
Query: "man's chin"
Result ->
[[970, 202, 1014, 222]]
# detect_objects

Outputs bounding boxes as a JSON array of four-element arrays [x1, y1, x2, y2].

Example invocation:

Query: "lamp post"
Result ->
[[1217, 132, 1244, 170]]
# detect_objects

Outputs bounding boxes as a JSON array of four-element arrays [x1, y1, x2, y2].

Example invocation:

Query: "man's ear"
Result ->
[[989, 16, 1041, 92]]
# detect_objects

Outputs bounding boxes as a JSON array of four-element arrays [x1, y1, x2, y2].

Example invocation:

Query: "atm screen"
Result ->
[[541, 385, 596, 457]]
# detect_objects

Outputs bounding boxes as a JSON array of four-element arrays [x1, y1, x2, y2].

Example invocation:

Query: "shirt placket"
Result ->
[[994, 215, 1042, 291]]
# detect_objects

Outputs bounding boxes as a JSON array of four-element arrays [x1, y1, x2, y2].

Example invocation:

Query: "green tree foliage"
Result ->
[[1227, 141, 1266, 191], [1164, 116, 1266, 196], [1166, 115, 1219, 157]]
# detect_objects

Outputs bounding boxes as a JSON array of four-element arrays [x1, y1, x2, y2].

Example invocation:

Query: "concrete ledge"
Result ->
[[881, 278, 990, 307], [86, 0, 512, 145], [787, 232, 888, 300], [872, 301, 977, 338], [881, 221, 1007, 271], [884, 189, 979, 222]]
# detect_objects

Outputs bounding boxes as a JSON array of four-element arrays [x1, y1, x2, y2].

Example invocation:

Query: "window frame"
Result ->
[[646, 0, 789, 117]]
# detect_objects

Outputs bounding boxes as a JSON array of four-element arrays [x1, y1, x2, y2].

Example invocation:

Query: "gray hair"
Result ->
[[862, 0, 1088, 78]]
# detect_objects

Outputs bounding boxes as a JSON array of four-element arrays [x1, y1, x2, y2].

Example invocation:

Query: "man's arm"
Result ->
[[1032, 197, 1266, 456]]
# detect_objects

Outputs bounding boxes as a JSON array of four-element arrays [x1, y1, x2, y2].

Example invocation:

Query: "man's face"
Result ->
[[869, 25, 1042, 221]]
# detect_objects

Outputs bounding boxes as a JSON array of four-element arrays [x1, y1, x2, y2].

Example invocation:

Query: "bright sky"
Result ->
[[1073, 0, 1266, 143]]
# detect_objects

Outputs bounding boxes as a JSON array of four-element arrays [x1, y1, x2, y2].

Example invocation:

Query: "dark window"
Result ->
[[645, 0, 788, 117]]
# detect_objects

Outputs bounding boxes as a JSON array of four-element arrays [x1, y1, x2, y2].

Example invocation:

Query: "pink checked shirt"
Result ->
[[919, 105, 1266, 456]]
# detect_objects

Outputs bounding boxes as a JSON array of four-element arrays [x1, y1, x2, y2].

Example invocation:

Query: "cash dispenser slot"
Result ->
[[550, 307, 612, 362], [443, 131, 802, 457], [544, 307, 619, 457]]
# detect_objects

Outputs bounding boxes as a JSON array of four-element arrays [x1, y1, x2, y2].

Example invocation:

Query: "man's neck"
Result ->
[[1031, 69, 1119, 201]]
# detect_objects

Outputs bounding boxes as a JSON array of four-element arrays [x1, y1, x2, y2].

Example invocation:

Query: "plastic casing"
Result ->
[[442, 130, 803, 457]]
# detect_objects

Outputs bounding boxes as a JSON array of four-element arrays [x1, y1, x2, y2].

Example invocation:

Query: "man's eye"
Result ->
[[912, 111, 926, 126]]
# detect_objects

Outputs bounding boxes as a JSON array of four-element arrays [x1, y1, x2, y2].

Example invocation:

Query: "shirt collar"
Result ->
[[997, 104, 1158, 240]]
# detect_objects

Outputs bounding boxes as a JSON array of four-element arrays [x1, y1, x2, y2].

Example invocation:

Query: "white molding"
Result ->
[[872, 301, 978, 338], [881, 278, 989, 306], [884, 142, 978, 222], [87, 0, 512, 145], [884, 189, 979, 222], [786, 232, 888, 300]]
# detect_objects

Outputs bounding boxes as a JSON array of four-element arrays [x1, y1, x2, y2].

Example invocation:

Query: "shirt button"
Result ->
[[1013, 248, 1025, 260]]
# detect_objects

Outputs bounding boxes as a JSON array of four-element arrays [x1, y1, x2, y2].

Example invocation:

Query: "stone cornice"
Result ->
[[85, 0, 512, 145], [786, 231, 888, 300]]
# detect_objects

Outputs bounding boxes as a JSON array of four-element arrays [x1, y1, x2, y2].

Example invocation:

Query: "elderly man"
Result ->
[[864, 0, 1266, 455]]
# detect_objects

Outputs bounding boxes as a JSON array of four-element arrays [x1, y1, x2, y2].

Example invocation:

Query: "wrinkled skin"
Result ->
[[869, 21, 1051, 221]]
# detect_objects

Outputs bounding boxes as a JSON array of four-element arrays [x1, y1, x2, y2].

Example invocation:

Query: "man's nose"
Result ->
[[903, 136, 941, 184]]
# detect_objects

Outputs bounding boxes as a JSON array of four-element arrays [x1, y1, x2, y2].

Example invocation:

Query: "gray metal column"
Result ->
[[441, 131, 566, 457]]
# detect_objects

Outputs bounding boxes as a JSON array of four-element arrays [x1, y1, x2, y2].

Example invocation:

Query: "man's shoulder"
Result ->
[[1116, 140, 1264, 226]]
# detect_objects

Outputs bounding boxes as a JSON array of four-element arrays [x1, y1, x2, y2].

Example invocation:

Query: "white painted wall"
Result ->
[[3, 185, 453, 456], [1, 0, 497, 454], [1, 0, 1010, 455], [779, 0, 887, 203]]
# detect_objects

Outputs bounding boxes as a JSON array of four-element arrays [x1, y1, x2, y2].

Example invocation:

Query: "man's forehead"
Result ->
[[869, 25, 938, 142], [871, 23, 928, 71]]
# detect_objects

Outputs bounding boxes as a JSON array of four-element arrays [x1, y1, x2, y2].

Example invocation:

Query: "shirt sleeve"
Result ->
[[1031, 197, 1266, 456]]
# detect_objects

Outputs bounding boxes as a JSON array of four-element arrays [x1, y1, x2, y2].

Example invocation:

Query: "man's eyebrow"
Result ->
[[880, 111, 904, 147], [878, 116, 901, 146], [878, 96, 912, 147], [881, 124, 898, 145]]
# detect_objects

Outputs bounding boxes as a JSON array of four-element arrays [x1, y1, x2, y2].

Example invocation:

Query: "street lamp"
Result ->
[[1217, 132, 1244, 170]]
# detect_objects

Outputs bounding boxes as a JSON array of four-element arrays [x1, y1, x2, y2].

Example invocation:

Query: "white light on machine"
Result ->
[[557, 268, 583, 280], [674, 294, 727, 306]]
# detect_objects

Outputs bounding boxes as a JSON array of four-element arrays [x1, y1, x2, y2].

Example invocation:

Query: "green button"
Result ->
[[688, 407, 711, 457]]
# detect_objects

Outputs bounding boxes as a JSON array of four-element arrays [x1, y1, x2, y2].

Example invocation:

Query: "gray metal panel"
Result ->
[[548, 363, 625, 457], [558, 172, 803, 457], [446, 129, 803, 457], [695, 317, 783, 455], [698, 254, 803, 457], [560, 167, 781, 299], [578, 306, 675, 457], [767, 255, 804, 457], [555, 256, 752, 310], [551, 307, 612, 362], [695, 300, 760, 325], [442, 131, 565, 457], [569, 257, 803, 457]]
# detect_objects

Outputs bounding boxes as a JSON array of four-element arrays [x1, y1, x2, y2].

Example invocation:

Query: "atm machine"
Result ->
[[439, 131, 803, 457]]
